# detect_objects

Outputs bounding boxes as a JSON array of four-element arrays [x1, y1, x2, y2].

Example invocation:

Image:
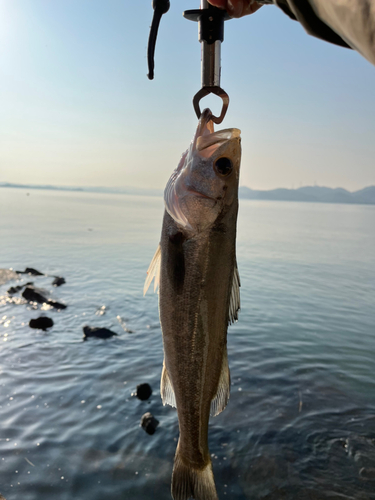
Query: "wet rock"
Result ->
[[52, 276, 66, 287], [47, 300, 67, 310], [29, 316, 54, 331], [7, 285, 24, 295], [0, 494, 7, 500], [83, 326, 117, 339], [135, 383, 152, 401], [140, 412, 159, 435], [22, 286, 49, 303], [7, 282, 33, 295], [16, 267, 44, 276], [22, 286, 67, 309]]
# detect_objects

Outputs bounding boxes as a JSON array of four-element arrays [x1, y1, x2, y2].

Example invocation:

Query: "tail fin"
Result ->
[[171, 446, 218, 500]]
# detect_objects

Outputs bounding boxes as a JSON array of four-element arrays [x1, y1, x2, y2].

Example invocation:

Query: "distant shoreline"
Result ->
[[1, 182, 375, 206]]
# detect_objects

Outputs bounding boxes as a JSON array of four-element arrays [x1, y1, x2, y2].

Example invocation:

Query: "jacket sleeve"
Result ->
[[269, 0, 375, 65]]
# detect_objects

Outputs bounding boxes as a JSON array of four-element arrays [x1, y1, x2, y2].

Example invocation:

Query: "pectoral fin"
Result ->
[[143, 244, 161, 295], [161, 362, 176, 408], [210, 347, 230, 417], [228, 260, 240, 324]]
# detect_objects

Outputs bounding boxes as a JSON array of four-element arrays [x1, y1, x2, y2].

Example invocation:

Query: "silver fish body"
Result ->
[[145, 109, 241, 500]]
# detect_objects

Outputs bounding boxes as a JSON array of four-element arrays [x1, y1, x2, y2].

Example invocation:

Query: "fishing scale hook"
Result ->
[[147, 0, 230, 124]]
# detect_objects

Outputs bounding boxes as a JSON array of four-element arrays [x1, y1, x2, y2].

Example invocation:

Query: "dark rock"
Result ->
[[140, 412, 159, 435], [7, 282, 33, 295], [52, 276, 66, 287], [29, 317, 54, 331], [47, 300, 67, 310], [19, 268, 44, 276], [22, 286, 49, 304], [83, 326, 117, 339], [7, 285, 23, 295], [22, 286, 67, 309], [136, 383, 153, 401]]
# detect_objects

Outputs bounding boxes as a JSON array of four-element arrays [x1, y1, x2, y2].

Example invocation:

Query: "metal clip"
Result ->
[[193, 86, 229, 124], [184, 0, 230, 124]]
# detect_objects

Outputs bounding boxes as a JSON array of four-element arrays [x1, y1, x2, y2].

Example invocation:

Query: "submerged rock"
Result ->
[[135, 383, 153, 401], [22, 286, 67, 309], [29, 317, 54, 331], [140, 412, 159, 435], [83, 326, 117, 339], [52, 276, 66, 287]]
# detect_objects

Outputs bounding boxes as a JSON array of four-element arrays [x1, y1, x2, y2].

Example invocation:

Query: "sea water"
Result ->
[[0, 187, 374, 500]]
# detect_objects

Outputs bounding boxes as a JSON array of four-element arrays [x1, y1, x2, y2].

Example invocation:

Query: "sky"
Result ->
[[0, 0, 374, 191]]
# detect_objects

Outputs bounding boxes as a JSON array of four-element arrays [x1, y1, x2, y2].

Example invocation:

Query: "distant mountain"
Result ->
[[1, 182, 375, 205], [239, 185, 375, 205]]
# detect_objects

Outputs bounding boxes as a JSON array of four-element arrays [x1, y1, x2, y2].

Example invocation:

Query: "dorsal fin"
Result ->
[[143, 244, 161, 295], [228, 260, 240, 324]]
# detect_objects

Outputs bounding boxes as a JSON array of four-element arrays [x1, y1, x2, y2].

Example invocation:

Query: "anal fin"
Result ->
[[210, 347, 230, 417], [161, 362, 176, 408]]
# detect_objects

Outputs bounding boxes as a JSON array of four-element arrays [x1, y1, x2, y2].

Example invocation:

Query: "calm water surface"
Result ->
[[0, 187, 375, 500]]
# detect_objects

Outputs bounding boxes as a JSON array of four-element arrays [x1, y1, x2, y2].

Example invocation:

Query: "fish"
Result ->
[[144, 108, 241, 500]]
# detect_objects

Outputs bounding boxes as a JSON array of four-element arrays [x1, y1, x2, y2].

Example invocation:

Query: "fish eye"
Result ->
[[214, 157, 233, 177]]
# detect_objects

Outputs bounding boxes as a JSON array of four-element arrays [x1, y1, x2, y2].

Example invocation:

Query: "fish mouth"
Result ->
[[194, 108, 241, 154]]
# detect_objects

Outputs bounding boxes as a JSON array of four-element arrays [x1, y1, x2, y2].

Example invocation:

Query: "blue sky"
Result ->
[[0, 0, 374, 191]]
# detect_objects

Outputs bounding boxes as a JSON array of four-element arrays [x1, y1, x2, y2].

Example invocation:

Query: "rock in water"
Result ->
[[22, 286, 67, 309], [29, 317, 54, 331], [7, 285, 24, 295], [83, 326, 117, 339], [135, 383, 153, 401], [47, 300, 67, 310], [52, 277, 66, 287], [140, 412, 159, 435], [23, 268, 44, 276], [7, 282, 33, 295], [22, 286, 48, 303]]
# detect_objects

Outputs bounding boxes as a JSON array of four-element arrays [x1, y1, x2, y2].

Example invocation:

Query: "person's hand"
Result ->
[[208, 0, 262, 18]]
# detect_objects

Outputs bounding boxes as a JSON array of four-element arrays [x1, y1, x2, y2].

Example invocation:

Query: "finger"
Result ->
[[209, 0, 262, 18]]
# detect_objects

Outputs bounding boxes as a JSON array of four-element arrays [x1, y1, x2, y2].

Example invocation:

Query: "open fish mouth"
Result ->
[[194, 109, 241, 155]]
